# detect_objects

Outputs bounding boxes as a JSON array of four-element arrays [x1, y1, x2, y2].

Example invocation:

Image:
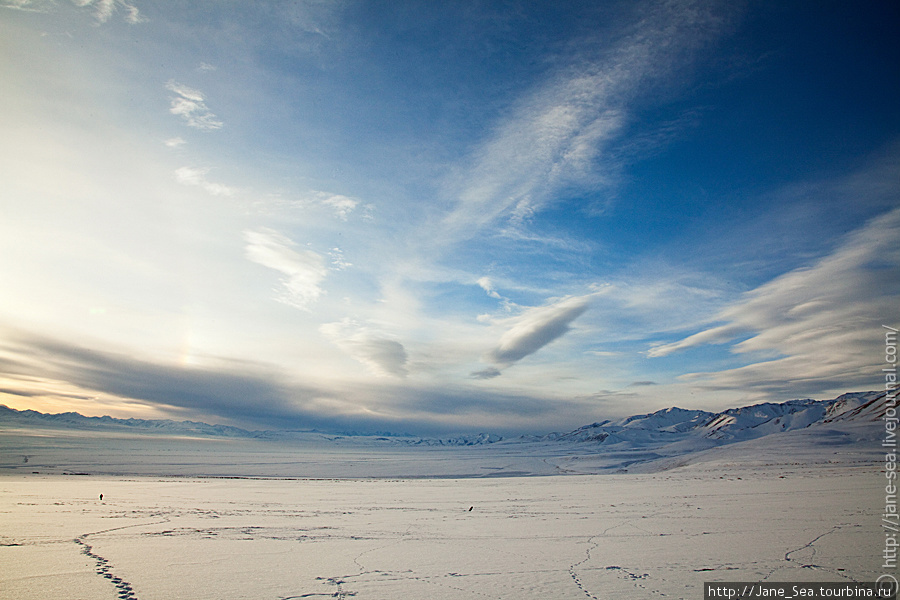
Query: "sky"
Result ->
[[0, 0, 898, 435]]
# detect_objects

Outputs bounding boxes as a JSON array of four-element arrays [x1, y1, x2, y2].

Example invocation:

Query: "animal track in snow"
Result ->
[[73, 520, 169, 600], [75, 537, 137, 600]]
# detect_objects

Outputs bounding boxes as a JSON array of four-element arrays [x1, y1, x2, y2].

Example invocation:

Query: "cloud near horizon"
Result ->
[[649, 206, 900, 395], [0, 328, 596, 434]]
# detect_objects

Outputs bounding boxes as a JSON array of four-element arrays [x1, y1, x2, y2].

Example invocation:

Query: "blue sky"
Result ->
[[1, 0, 898, 435]]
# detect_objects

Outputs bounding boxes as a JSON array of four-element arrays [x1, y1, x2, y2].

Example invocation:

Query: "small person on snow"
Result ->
[[99, 494, 103, 501]]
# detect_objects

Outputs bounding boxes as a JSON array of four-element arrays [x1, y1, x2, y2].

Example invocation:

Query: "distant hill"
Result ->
[[0, 404, 504, 447], [0, 405, 259, 438]]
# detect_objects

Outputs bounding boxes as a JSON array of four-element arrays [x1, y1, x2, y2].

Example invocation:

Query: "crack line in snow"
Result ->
[[572, 519, 673, 598], [781, 523, 856, 579], [759, 523, 856, 582]]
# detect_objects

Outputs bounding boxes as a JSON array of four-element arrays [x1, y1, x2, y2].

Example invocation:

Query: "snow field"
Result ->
[[0, 465, 883, 600]]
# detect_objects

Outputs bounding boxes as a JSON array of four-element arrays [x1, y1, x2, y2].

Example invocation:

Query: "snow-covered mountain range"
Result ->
[[516, 391, 888, 473], [0, 391, 889, 477], [0, 391, 887, 447], [542, 391, 884, 445]]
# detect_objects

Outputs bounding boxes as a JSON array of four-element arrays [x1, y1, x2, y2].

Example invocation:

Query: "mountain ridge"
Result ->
[[0, 391, 889, 476], [0, 391, 887, 447]]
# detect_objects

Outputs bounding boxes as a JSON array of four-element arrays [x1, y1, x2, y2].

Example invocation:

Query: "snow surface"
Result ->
[[0, 464, 884, 600]]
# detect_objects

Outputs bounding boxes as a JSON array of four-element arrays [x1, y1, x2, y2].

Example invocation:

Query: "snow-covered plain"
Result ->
[[0, 446, 885, 599], [1, 466, 884, 600], [0, 394, 888, 599]]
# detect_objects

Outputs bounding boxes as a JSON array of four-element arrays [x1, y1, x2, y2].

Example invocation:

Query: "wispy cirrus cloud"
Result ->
[[166, 81, 223, 131], [442, 0, 732, 239], [2, 0, 143, 23], [477, 276, 502, 300], [175, 166, 236, 196], [250, 190, 368, 223], [317, 192, 359, 221], [0, 0, 45, 12], [244, 228, 327, 311], [649, 206, 900, 396], [76, 0, 143, 23]]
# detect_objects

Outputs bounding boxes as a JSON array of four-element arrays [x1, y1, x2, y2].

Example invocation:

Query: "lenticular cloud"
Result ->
[[486, 295, 592, 368], [320, 319, 410, 379]]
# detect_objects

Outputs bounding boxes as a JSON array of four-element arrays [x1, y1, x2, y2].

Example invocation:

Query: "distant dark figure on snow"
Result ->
[[99, 494, 103, 501], [468, 506, 473, 511]]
